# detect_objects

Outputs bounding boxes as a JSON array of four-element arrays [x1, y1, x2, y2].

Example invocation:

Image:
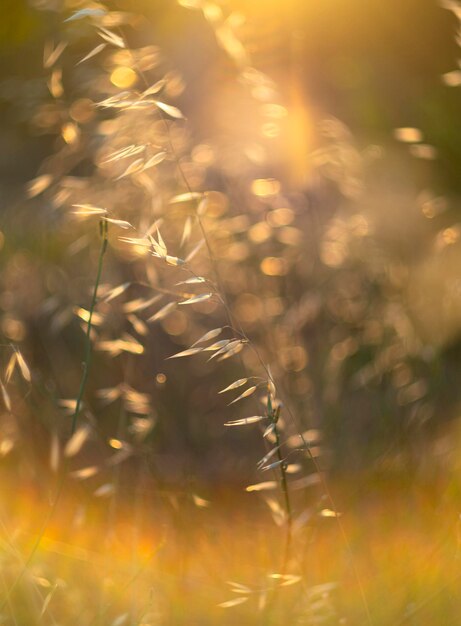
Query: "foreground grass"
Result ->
[[1, 475, 460, 626]]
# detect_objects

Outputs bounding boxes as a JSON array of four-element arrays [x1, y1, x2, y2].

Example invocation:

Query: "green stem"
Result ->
[[0, 222, 108, 612], [71, 220, 108, 434], [271, 404, 292, 561], [262, 398, 293, 626], [266, 394, 292, 567]]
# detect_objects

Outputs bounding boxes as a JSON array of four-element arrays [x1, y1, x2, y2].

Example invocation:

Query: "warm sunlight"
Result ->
[[1, 0, 461, 624]]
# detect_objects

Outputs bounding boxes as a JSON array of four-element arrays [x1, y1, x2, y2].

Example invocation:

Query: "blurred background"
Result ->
[[3, 0, 461, 477], [2, 0, 461, 624]]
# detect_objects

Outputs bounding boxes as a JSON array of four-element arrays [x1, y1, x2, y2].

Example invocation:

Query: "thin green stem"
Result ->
[[261, 398, 293, 625], [71, 219, 108, 435], [269, 399, 292, 558], [0, 222, 108, 611]]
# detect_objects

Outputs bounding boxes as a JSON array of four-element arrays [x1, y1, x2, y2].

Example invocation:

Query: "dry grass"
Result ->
[[2, 0, 461, 624]]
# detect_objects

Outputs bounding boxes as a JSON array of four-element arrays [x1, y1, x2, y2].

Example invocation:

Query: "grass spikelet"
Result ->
[[190, 327, 223, 346], [64, 425, 91, 458], [178, 293, 213, 305], [154, 101, 185, 119], [26, 174, 52, 198], [218, 597, 249, 608], [218, 378, 249, 393], [167, 346, 203, 359], [0, 381, 11, 412], [227, 385, 257, 405], [224, 416, 265, 427]]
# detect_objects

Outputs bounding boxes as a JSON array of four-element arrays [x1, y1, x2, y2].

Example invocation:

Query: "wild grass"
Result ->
[[2, 1, 461, 625]]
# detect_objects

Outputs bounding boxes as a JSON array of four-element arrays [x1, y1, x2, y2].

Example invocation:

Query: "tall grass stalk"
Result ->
[[0, 221, 108, 610], [115, 19, 297, 565], [111, 16, 374, 623], [71, 219, 108, 434]]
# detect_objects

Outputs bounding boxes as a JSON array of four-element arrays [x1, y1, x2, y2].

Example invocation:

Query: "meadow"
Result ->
[[2, 0, 461, 624]]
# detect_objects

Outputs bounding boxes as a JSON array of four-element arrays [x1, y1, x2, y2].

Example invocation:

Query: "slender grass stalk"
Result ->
[[262, 394, 293, 624], [268, 395, 292, 543], [115, 23, 372, 626], [0, 222, 108, 611], [71, 219, 108, 434]]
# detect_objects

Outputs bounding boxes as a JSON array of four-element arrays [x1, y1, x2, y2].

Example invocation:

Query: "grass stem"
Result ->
[[0, 221, 108, 610], [71, 219, 108, 435]]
